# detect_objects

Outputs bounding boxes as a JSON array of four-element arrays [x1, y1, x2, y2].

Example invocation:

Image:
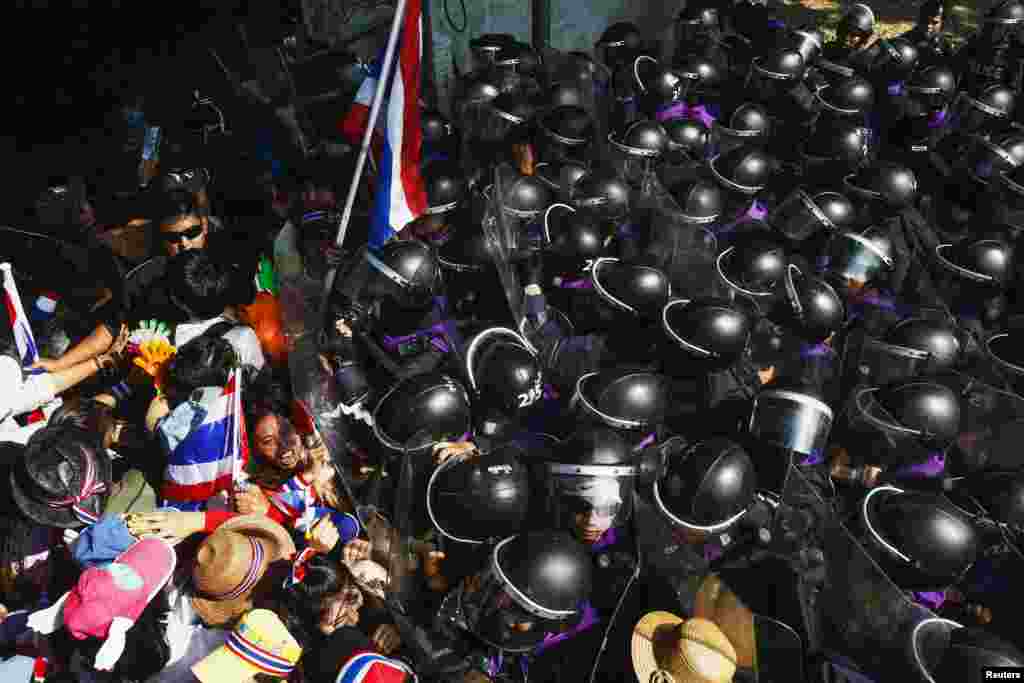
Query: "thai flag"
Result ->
[[339, 59, 384, 146], [2, 264, 41, 372], [2, 263, 48, 425], [368, 0, 428, 248], [161, 368, 248, 510]]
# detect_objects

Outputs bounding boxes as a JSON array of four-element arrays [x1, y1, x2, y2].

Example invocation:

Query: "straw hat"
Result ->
[[190, 515, 295, 627], [192, 608, 302, 683], [632, 614, 737, 683], [692, 574, 756, 669]]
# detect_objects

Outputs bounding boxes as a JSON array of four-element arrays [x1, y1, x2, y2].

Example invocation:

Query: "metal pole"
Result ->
[[532, 0, 551, 53], [319, 0, 412, 319], [421, 0, 438, 108]]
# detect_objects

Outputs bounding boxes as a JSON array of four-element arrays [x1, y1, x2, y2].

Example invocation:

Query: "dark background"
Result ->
[[4, 1, 301, 212]]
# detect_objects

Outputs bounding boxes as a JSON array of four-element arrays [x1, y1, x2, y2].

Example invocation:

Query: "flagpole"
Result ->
[[319, 0, 412, 321]]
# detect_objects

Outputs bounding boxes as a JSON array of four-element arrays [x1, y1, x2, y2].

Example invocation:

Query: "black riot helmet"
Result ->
[[535, 161, 589, 201], [984, 0, 1024, 25], [786, 25, 824, 66], [988, 330, 1024, 388], [966, 132, 1024, 186], [844, 161, 919, 208], [494, 42, 541, 77], [815, 76, 875, 117], [469, 33, 517, 71], [538, 105, 595, 163], [675, 4, 721, 48], [373, 373, 472, 453], [608, 120, 669, 188], [639, 64, 687, 108], [905, 65, 957, 111], [654, 438, 757, 533], [935, 233, 1016, 290], [676, 55, 723, 95], [545, 426, 637, 541], [911, 619, 1024, 683], [456, 531, 592, 652], [746, 49, 806, 103], [823, 225, 895, 290], [769, 189, 857, 242], [573, 369, 668, 433], [422, 109, 455, 148], [712, 102, 771, 157], [422, 160, 467, 215], [427, 442, 531, 545], [710, 144, 778, 197], [365, 239, 442, 311], [609, 119, 669, 158], [661, 297, 753, 369], [770, 264, 845, 343], [861, 486, 979, 589], [884, 317, 962, 370], [438, 224, 497, 276], [802, 118, 871, 167], [547, 81, 586, 110], [466, 327, 544, 418], [669, 178, 724, 224], [854, 380, 961, 451], [481, 91, 537, 144], [952, 84, 1016, 135], [872, 37, 919, 83], [664, 118, 711, 163], [716, 232, 789, 299], [544, 204, 609, 279], [503, 173, 553, 216], [591, 256, 672, 318], [749, 379, 834, 458], [570, 167, 631, 219], [597, 21, 643, 69], [839, 3, 877, 37]]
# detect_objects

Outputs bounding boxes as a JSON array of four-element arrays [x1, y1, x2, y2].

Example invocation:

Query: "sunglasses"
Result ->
[[160, 223, 204, 243], [566, 497, 621, 519]]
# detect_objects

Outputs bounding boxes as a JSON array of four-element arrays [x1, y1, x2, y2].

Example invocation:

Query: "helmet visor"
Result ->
[[551, 470, 634, 543], [950, 92, 1008, 136], [461, 565, 577, 652], [749, 390, 833, 458], [769, 189, 833, 242], [825, 232, 893, 289]]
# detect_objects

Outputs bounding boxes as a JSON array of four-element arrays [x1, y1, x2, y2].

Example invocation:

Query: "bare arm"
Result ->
[[35, 322, 114, 372]]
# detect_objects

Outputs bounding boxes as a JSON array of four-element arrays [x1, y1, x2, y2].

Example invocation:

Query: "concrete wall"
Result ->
[[549, 0, 681, 55], [428, 0, 683, 81]]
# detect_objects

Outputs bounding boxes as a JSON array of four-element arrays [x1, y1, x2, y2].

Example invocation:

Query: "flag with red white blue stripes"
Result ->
[[161, 368, 248, 510], [2, 263, 48, 425], [367, 0, 428, 248]]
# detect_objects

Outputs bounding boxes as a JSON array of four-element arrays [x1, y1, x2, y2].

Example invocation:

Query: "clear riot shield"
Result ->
[[479, 163, 525, 327], [815, 492, 940, 681], [645, 200, 728, 299], [936, 371, 1024, 473], [279, 261, 419, 604], [541, 47, 613, 143]]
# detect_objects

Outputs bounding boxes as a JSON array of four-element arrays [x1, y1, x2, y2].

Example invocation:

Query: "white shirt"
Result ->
[[0, 356, 55, 438], [174, 316, 266, 372]]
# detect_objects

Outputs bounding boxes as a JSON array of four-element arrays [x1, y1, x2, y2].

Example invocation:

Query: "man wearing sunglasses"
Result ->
[[32, 190, 218, 375]]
